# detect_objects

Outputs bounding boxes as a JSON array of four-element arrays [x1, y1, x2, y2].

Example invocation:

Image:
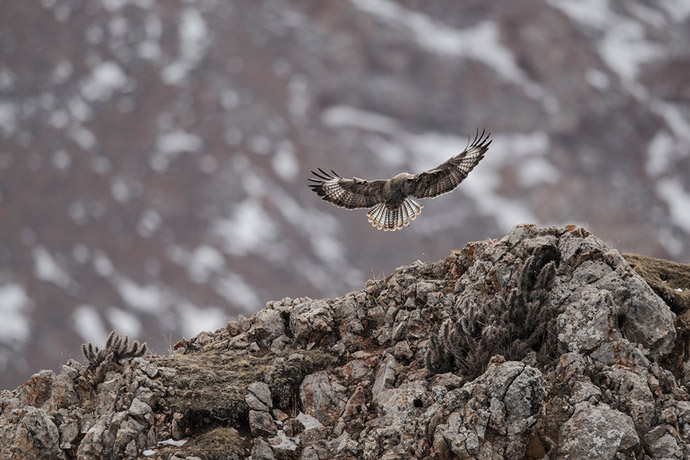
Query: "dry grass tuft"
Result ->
[[624, 253, 690, 317]]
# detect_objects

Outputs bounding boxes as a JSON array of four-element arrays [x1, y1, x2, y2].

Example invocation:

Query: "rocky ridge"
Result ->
[[1, 224, 690, 459]]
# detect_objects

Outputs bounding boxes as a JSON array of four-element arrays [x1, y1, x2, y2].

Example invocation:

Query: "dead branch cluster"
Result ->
[[81, 330, 148, 384], [425, 248, 559, 379]]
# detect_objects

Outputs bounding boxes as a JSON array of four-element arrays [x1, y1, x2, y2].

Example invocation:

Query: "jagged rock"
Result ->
[[289, 300, 335, 345], [20, 370, 54, 408], [603, 365, 656, 432], [553, 240, 676, 360], [52, 373, 79, 409], [251, 309, 285, 348], [270, 335, 290, 352], [300, 444, 331, 460], [2, 407, 65, 460], [129, 397, 153, 418], [57, 415, 79, 450], [296, 412, 325, 441], [431, 361, 545, 459], [249, 410, 277, 437], [393, 340, 414, 362], [338, 353, 378, 381], [1, 225, 689, 459], [645, 425, 685, 459], [430, 372, 464, 391], [248, 381, 273, 410], [558, 402, 640, 458], [245, 393, 269, 412], [273, 409, 289, 422], [361, 380, 429, 458], [283, 418, 305, 438], [342, 385, 367, 421], [251, 438, 276, 460], [371, 353, 398, 398], [77, 417, 111, 459], [268, 429, 300, 454], [300, 371, 347, 426]]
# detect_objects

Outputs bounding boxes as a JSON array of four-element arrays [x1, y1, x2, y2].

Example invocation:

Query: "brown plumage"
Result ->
[[308, 129, 491, 231]]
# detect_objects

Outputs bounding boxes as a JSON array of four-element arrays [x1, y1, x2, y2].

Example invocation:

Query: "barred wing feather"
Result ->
[[407, 129, 491, 199], [308, 168, 386, 209]]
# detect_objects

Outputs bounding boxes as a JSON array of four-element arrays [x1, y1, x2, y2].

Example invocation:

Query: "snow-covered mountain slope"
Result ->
[[1, 0, 689, 389]]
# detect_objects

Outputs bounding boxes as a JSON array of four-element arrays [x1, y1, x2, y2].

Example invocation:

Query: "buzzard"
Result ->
[[309, 129, 491, 231]]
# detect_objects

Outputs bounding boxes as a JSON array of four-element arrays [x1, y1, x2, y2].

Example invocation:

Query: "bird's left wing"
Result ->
[[407, 129, 491, 199], [308, 168, 387, 209]]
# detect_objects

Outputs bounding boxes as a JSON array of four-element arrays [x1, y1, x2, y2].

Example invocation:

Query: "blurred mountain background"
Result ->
[[1, 0, 689, 389]]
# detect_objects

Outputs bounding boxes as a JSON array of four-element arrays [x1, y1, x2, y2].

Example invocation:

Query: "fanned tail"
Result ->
[[366, 198, 423, 231]]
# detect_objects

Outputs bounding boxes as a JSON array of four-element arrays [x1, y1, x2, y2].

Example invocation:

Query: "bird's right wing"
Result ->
[[308, 169, 387, 209]]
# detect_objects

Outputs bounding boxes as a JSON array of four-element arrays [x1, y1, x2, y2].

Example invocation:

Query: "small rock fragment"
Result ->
[[249, 410, 277, 437]]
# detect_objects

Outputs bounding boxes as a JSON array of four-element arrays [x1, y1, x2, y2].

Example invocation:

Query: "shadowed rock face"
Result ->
[[1, 224, 689, 459]]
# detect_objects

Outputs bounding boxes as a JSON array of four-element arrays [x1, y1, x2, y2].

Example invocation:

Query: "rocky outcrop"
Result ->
[[1, 224, 689, 459]]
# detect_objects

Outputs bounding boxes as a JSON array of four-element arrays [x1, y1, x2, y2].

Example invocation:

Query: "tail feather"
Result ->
[[366, 197, 424, 231], [384, 208, 394, 231], [367, 203, 382, 223], [402, 200, 414, 224]]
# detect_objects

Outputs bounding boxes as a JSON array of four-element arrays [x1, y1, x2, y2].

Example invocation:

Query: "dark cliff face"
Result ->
[[1, 1, 690, 390], [1, 225, 689, 459]]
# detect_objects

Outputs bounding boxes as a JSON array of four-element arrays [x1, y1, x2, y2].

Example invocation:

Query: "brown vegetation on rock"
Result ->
[[81, 330, 148, 384], [624, 253, 690, 317]]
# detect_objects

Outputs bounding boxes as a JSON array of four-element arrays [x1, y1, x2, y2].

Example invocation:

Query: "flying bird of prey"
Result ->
[[308, 129, 491, 231]]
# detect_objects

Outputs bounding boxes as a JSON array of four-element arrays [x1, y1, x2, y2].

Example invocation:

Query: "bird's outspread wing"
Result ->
[[406, 129, 491, 199], [308, 168, 387, 209]]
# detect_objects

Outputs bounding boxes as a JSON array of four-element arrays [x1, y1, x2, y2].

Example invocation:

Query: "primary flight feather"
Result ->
[[308, 129, 491, 231]]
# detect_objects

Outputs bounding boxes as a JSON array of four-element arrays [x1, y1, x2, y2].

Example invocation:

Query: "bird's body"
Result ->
[[309, 129, 491, 231], [379, 173, 411, 207]]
